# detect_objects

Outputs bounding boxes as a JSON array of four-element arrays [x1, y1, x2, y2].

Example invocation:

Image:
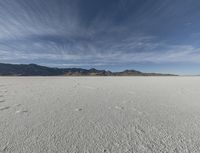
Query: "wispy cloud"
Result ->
[[0, 0, 200, 72]]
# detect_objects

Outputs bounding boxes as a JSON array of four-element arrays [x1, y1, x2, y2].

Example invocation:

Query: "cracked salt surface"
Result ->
[[0, 77, 200, 153]]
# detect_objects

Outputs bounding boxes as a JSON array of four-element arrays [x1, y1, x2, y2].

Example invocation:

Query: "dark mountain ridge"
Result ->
[[0, 63, 177, 76]]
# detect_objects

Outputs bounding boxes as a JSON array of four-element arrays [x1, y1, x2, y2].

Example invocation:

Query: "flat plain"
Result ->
[[0, 77, 200, 153]]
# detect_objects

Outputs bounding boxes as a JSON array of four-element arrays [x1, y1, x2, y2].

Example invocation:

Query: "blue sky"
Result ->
[[0, 0, 200, 74]]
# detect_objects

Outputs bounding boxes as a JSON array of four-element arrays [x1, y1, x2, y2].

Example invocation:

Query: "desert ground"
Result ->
[[0, 77, 200, 153]]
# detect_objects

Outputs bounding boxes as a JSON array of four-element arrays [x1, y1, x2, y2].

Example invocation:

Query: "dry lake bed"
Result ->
[[0, 77, 200, 153]]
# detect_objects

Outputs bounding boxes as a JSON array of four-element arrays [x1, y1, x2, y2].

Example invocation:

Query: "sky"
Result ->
[[0, 0, 200, 74]]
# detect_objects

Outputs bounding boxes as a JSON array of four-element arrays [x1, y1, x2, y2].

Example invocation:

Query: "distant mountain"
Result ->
[[0, 63, 177, 76]]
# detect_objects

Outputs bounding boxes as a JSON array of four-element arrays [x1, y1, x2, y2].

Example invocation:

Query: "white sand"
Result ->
[[0, 77, 200, 153]]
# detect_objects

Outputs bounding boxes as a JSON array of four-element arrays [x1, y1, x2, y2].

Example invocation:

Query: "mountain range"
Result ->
[[0, 63, 177, 76]]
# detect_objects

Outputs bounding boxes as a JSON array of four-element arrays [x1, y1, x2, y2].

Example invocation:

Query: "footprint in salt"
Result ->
[[15, 110, 28, 114], [14, 104, 21, 107], [115, 106, 124, 110], [0, 100, 5, 103], [75, 108, 83, 112], [0, 106, 10, 111]]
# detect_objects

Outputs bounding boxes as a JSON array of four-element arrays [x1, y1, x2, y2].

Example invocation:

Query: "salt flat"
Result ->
[[0, 77, 200, 153]]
